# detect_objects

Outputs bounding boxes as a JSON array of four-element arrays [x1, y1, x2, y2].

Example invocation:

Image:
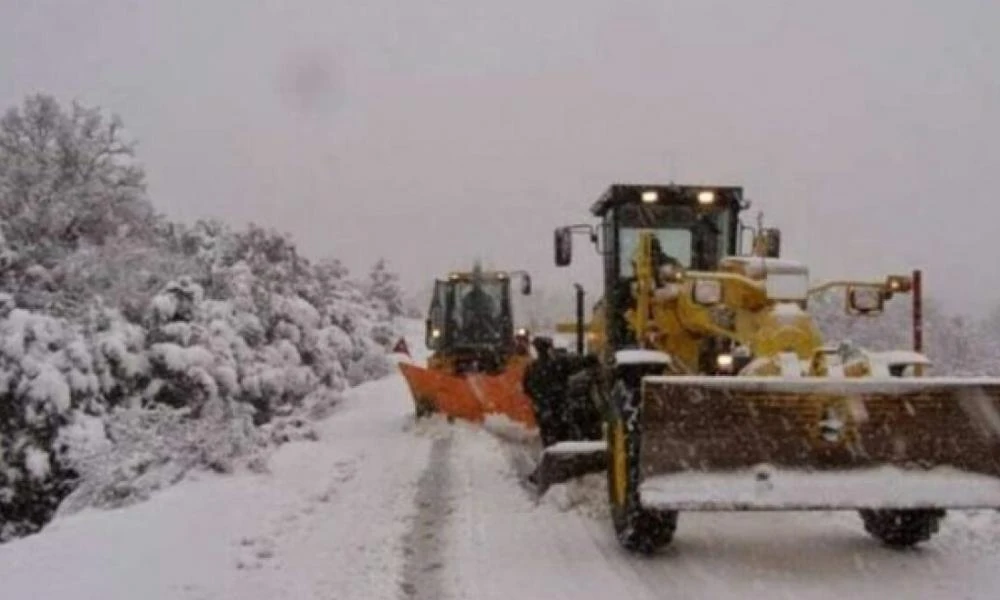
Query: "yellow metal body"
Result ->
[[581, 231, 898, 378]]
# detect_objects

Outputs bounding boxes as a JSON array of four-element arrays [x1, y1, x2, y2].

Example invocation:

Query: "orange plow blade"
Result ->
[[398, 361, 537, 429]]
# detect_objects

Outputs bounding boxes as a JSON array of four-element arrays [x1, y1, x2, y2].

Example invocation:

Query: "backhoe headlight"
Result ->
[[885, 275, 912, 293], [693, 279, 722, 305]]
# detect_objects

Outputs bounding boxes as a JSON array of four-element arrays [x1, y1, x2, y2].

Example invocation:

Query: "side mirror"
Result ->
[[761, 228, 781, 258], [846, 286, 885, 316], [520, 273, 532, 295], [554, 227, 572, 266]]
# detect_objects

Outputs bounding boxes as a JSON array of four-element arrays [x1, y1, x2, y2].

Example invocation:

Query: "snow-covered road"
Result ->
[[2, 321, 1000, 599]]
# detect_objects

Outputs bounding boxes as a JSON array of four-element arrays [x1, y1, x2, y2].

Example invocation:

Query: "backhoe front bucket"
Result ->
[[635, 376, 1000, 511], [398, 361, 537, 429]]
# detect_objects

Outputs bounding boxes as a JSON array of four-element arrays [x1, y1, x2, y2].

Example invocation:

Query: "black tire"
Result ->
[[855, 368, 945, 549], [524, 354, 601, 447], [607, 373, 678, 555], [859, 509, 945, 548], [565, 370, 603, 442]]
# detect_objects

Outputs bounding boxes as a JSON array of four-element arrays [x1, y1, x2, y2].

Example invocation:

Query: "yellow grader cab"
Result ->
[[525, 183, 1000, 555], [399, 265, 538, 429]]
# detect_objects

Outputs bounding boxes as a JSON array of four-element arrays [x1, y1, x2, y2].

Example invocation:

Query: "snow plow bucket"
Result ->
[[636, 376, 1000, 511], [397, 361, 537, 429]]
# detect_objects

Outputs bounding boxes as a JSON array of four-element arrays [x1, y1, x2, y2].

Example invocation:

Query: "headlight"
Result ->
[[692, 279, 722, 305], [848, 287, 883, 313], [641, 190, 659, 203], [516, 327, 528, 337], [431, 328, 441, 338], [716, 354, 734, 371], [697, 190, 716, 205], [885, 275, 912, 293]]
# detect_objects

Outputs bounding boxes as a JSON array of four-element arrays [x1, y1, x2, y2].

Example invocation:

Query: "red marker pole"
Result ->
[[912, 269, 923, 375]]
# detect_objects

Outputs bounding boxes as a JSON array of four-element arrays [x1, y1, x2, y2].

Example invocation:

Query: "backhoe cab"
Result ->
[[424, 267, 532, 374], [527, 182, 1000, 556]]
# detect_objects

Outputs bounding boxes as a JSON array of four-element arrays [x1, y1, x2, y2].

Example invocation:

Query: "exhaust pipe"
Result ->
[[574, 283, 585, 355]]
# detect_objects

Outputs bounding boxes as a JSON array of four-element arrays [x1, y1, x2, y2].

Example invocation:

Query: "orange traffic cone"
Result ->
[[392, 337, 410, 356]]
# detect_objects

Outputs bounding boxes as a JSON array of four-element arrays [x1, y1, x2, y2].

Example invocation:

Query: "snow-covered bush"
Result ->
[[85, 304, 150, 407], [0, 93, 404, 544], [56, 403, 265, 517], [323, 286, 395, 386], [0, 306, 102, 541], [140, 266, 395, 423]]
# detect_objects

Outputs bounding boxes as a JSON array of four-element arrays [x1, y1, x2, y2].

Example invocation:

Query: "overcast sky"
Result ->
[[2, 0, 998, 317]]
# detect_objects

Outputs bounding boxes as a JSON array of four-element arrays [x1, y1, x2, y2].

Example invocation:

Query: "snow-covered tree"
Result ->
[[0, 94, 155, 258], [368, 258, 404, 318]]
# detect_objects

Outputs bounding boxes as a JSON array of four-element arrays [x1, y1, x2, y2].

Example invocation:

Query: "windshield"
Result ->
[[448, 279, 509, 344], [617, 203, 732, 276], [619, 228, 692, 277]]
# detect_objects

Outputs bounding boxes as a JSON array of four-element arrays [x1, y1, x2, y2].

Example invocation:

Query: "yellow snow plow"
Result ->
[[399, 264, 538, 429], [525, 182, 1000, 554]]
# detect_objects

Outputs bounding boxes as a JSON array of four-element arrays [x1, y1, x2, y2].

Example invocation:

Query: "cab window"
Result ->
[[618, 228, 692, 277]]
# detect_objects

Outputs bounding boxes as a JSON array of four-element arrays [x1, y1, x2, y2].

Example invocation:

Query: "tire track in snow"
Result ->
[[399, 433, 454, 599]]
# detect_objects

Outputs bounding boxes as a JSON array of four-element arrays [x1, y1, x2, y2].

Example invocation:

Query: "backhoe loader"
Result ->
[[398, 263, 537, 428], [525, 183, 1000, 554]]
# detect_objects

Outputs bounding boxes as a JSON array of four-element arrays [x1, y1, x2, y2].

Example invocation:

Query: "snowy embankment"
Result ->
[[0, 319, 431, 599], [3, 319, 1000, 599]]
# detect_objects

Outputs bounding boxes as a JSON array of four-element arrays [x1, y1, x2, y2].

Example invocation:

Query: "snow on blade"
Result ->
[[642, 374, 1000, 394], [866, 350, 932, 366], [544, 441, 608, 455], [616, 349, 672, 365], [639, 465, 1000, 511]]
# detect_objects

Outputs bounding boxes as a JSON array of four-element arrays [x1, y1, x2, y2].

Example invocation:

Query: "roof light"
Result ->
[[697, 190, 716, 205], [641, 190, 659, 203]]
